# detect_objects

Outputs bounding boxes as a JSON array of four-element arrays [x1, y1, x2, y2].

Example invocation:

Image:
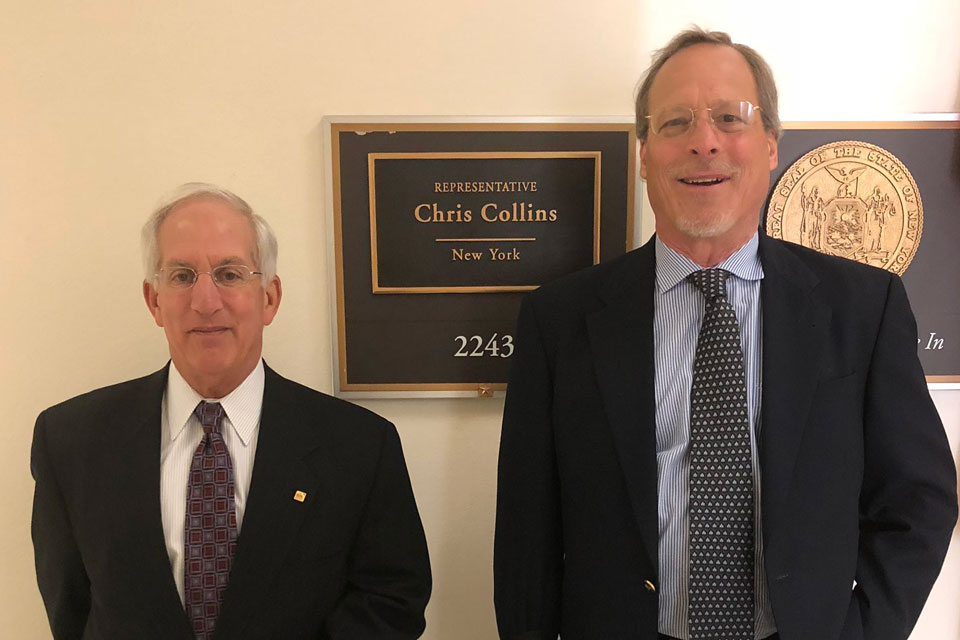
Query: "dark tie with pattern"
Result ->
[[686, 269, 754, 640], [185, 401, 238, 639]]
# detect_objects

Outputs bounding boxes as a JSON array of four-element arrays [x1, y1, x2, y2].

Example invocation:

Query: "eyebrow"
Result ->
[[216, 256, 251, 267], [162, 257, 253, 268]]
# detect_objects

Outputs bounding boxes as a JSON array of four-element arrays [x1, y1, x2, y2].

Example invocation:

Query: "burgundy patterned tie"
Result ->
[[184, 401, 238, 639]]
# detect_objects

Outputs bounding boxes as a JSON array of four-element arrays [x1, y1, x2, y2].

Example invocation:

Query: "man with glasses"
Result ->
[[31, 183, 431, 639], [495, 28, 956, 640]]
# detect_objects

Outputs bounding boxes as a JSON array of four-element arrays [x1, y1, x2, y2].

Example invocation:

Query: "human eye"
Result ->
[[664, 116, 693, 128], [656, 109, 693, 136], [712, 101, 750, 130], [717, 111, 744, 124], [166, 268, 196, 287], [214, 265, 247, 286]]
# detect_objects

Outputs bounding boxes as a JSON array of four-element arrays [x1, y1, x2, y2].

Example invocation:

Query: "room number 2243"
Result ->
[[453, 333, 514, 358]]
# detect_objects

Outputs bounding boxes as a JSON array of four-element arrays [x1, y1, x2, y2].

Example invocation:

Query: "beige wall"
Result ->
[[2, 1, 958, 638]]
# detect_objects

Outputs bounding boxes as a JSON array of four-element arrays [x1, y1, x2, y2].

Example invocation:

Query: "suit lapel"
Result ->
[[582, 236, 829, 574], [114, 366, 196, 637], [586, 241, 659, 567], [214, 366, 322, 639], [757, 237, 830, 552]]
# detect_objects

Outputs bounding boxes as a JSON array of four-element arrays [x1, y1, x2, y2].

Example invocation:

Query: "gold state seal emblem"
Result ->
[[766, 140, 923, 274]]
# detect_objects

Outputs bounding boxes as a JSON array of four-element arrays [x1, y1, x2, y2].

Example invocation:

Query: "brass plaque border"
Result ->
[[325, 118, 637, 397], [779, 118, 960, 384], [783, 120, 960, 130], [367, 150, 602, 294]]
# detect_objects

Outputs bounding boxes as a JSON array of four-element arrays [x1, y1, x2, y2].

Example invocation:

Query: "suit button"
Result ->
[[644, 580, 656, 592]]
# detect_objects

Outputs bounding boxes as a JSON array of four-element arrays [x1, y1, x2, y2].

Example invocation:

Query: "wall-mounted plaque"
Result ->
[[323, 119, 637, 397], [765, 119, 960, 382], [369, 151, 601, 293]]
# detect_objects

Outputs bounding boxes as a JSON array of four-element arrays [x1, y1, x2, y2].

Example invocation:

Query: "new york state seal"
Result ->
[[766, 140, 923, 274]]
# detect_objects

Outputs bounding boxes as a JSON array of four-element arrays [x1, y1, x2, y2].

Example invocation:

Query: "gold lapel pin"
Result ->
[[293, 490, 307, 503]]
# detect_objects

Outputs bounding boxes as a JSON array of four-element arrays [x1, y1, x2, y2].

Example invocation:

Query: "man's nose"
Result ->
[[190, 273, 224, 314], [687, 113, 720, 156]]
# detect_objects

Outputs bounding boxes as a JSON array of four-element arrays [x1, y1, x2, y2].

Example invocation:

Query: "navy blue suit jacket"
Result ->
[[32, 364, 431, 639], [494, 235, 956, 640]]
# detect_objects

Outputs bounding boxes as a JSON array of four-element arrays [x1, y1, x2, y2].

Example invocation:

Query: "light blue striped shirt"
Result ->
[[653, 233, 776, 639]]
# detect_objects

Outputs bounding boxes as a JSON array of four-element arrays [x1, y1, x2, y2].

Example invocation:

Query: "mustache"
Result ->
[[668, 160, 740, 179]]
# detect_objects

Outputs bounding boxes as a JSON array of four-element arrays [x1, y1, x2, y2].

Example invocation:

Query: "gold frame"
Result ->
[[780, 119, 960, 384], [367, 150, 602, 294], [783, 121, 960, 130], [328, 120, 637, 395]]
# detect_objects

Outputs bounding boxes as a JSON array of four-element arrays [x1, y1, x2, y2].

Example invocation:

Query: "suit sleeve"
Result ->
[[31, 410, 91, 640], [324, 423, 432, 640], [494, 296, 563, 640], [843, 274, 958, 639]]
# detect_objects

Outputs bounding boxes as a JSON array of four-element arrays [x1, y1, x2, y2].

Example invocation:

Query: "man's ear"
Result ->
[[262, 276, 282, 326], [639, 140, 648, 180], [767, 131, 779, 171], [143, 280, 164, 327]]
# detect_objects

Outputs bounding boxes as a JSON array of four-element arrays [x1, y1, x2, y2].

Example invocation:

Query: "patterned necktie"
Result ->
[[184, 401, 238, 639], [686, 269, 754, 640]]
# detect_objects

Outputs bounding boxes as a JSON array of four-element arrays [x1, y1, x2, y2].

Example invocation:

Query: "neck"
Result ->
[[175, 359, 259, 400], [656, 229, 755, 268], [188, 379, 237, 400]]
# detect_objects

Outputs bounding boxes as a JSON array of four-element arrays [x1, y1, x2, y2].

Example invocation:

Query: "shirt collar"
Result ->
[[165, 360, 265, 446], [655, 231, 764, 293]]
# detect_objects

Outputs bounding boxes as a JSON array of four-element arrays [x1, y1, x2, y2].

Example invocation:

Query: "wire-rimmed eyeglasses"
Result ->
[[645, 99, 763, 138], [155, 265, 263, 289]]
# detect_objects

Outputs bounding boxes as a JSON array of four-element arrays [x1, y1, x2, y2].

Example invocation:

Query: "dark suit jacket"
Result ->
[[32, 363, 431, 639], [494, 235, 957, 640]]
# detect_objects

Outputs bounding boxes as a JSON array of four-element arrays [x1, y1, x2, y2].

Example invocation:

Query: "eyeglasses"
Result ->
[[645, 100, 762, 138], [155, 265, 263, 289]]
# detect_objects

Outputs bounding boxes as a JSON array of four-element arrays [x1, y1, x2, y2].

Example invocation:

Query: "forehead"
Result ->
[[158, 197, 256, 263], [648, 43, 759, 108]]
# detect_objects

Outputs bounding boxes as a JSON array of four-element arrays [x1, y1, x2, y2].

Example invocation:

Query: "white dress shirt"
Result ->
[[653, 233, 776, 639], [159, 360, 264, 603]]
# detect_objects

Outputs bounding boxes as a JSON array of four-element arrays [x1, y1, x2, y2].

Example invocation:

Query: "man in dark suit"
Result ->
[[32, 183, 431, 639], [494, 29, 957, 640]]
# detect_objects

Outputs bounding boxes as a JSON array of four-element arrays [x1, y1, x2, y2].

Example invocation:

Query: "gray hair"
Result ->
[[634, 27, 781, 141], [141, 182, 278, 286]]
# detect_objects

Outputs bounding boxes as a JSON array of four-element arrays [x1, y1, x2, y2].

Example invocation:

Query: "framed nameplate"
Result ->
[[369, 151, 601, 293], [323, 118, 637, 397], [765, 117, 960, 382]]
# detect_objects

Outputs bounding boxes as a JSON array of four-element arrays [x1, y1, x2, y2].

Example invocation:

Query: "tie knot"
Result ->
[[687, 268, 730, 302], [194, 401, 225, 435]]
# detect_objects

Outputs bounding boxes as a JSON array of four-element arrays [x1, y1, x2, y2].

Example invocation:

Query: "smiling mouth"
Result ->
[[191, 327, 228, 334], [678, 176, 727, 185]]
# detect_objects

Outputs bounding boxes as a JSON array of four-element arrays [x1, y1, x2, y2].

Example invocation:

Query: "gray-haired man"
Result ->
[[33, 183, 431, 639]]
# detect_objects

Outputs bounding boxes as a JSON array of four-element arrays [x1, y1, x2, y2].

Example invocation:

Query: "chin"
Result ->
[[673, 211, 740, 239], [188, 354, 234, 376]]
